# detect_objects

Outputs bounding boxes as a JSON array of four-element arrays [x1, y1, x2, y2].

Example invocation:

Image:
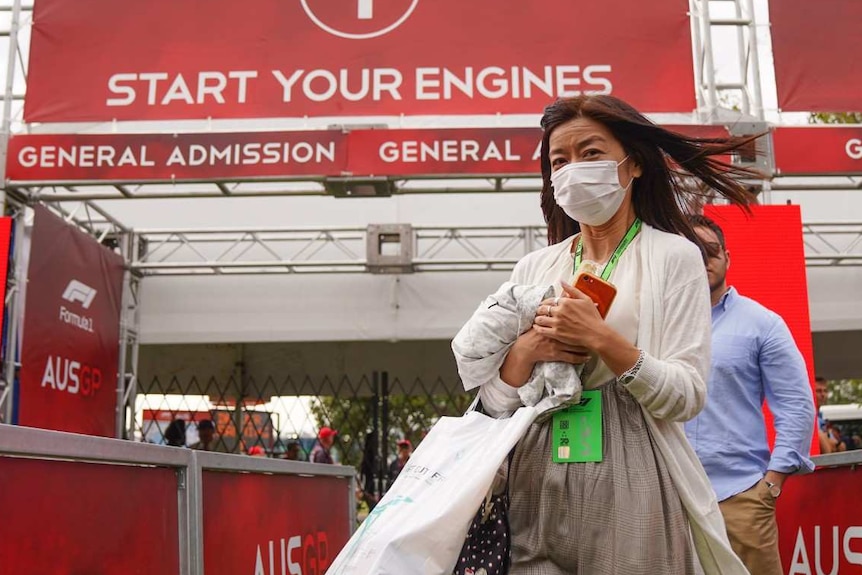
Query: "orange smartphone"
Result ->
[[573, 272, 617, 319]]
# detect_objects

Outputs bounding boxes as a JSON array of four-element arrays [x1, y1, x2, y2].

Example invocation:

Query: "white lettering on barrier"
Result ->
[[40, 356, 102, 397], [253, 532, 328, 575], [379, 139, 521, 163], [846, 138, 862, 160], [846, 527, 862, 565], [789, 525, 862, 574]]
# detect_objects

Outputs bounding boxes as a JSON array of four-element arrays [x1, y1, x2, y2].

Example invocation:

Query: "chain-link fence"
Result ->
[[133, 369, 473, 504]]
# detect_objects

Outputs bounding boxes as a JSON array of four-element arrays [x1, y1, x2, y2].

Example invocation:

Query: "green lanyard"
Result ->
[[573, 218, 642, 281]]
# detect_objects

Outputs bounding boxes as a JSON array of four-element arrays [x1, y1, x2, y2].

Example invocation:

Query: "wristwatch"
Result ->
[[764, 480, 782, 499]]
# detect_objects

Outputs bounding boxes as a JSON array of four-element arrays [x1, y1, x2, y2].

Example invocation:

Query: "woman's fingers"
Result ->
[[560, 281, 591, 300], [556, 348, 590, 364], [538, 290, 573, 316]]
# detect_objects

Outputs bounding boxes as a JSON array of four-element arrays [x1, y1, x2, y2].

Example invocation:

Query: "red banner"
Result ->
[[770, 0, 862, 112], [347, 128, 541, 177], [777, 466, 862, 573], [202, 471, 351, 575], [7, 126, 728, 183], [774, 127, 862, 176], [0, 217, 12, 348], [704, 206, 817, 452], [24, 0, 696, 122], [17, 206, 125, 437], [6, 131, 348, 182], [0, 457, 180, 574]]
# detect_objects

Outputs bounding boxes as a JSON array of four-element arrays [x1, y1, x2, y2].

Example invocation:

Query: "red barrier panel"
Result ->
[[17, 206, 124, 436], [777, 466, 862, 573], [0, 457, 180, 574], [704, 205, 818, 452], [774, 127, 862, 176], [769, 0, 862, 112], [6, 126, 728, 183], [24, 0, 695, 122], [202, 470, 351, 575]]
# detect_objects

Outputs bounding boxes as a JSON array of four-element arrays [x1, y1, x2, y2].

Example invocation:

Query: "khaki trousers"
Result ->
[[719, 479, 782, 575]]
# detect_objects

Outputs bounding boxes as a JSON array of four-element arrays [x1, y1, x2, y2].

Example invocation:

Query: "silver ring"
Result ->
[[554, 296, 561, 306]]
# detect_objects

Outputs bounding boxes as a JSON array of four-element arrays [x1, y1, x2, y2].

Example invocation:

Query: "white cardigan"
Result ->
[[477, 224, 749, 575]]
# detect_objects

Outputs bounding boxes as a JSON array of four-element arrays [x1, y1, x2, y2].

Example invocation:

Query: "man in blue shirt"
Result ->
[[685, 215, 815, 575]]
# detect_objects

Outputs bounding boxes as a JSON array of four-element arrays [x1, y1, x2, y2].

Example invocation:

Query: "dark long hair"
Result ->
[[539, 96, 759, 249]]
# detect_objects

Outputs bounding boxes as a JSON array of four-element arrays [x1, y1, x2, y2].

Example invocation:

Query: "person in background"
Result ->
[[164, 419, 186, 447], [190, 419, 216, 451], [825, 422, 847, 452], [247, 445, 266, 457], [814, 376, 829, 426], [387, 439, 412, 488], [685, 214, 815, 575], [310, 426, 337, 464], [814, 376, 849, 453], [284, 441, 301, 461], [815, 376, 836, 454], [472, 95, 757, 574]]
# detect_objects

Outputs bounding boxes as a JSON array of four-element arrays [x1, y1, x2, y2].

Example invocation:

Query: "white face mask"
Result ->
[[551, 156, 633, 226]]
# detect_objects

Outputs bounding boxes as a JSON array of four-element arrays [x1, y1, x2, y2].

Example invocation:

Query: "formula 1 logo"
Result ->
[[61, 279, 97, 309], [300, 0, 419, 40]]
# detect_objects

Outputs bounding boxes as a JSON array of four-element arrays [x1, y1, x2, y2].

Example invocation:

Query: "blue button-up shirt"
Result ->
[[684, 287, 815, 502]]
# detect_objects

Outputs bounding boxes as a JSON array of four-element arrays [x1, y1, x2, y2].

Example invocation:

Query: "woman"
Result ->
[[475, 95, 758, 574]]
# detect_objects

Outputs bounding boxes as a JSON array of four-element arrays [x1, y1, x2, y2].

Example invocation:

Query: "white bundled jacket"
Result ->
[[475, 224, 749, 575], [451, 282, 583, 414]]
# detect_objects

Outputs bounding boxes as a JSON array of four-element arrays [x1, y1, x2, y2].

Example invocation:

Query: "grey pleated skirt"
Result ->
[[508, 379, 696, 575]]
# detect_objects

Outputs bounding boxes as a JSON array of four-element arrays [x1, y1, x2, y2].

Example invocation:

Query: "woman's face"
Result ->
[[548, 117, 642, 185]]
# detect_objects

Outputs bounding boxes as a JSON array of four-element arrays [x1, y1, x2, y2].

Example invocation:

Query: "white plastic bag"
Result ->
[[328, 406, 538, 575]]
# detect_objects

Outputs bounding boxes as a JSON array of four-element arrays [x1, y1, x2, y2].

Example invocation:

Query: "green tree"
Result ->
[[810, 112, 862, 124], [826, 379, 862, 404]]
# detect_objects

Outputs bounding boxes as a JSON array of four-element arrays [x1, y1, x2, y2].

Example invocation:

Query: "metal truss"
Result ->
[[7, 176, 544, 202], [37, 198, 130, 243], [116, 233, 141, 439], [129, 223, 862, 275], [802, 223, 862, 267], [0, 203, 25, 423], [134, 225, 549, 275], [690, 0, 764, 122], [0, 1, 32, 185], [8, 173, 862, 208]]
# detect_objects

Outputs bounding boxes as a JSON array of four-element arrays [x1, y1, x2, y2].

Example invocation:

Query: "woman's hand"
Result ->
[[515, 326, 592, 365], [533, 282, 608, 351], [534, 282, 642, 377], [499, 326, 591, 388]]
